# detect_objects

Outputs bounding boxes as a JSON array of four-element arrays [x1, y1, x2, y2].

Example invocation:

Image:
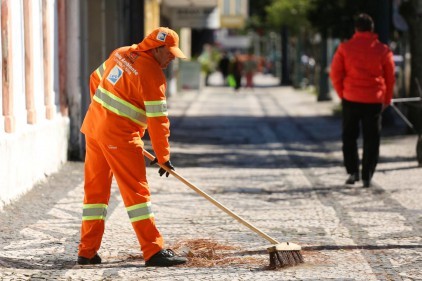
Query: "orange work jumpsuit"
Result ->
[[78, 44, 171, 261]]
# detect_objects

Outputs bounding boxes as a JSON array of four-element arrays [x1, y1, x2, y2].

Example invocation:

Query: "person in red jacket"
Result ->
[[330, 13, 395, 187], [77, 27, 187, 267]]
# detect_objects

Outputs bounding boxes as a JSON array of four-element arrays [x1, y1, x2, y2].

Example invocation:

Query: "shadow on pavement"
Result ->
[[303, 244, 422, 251], [142, 114, 417, 169], [236, 243, 422, 257]]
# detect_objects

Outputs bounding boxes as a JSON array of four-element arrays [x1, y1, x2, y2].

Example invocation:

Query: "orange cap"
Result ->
[[138, 27, 187, 59]]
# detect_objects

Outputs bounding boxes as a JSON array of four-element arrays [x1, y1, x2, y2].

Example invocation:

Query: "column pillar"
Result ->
[[57, 0, 67, 116], [1, 0, 15, 133], [66, 0, 82, 159], [23, 0, 36, 124], [0, 4, 2, 133], [42, 0, 54, 120]]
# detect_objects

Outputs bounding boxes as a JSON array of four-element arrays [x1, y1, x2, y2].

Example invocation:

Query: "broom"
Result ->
[[142, 149, 304, 269]]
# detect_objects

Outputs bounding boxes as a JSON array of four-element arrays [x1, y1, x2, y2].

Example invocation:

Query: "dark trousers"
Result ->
[[341, 99, 383, 181], [234, 73, 241, 90]]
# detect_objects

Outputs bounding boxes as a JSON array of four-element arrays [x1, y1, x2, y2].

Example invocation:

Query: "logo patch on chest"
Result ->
[[107, 65, 123, 85]]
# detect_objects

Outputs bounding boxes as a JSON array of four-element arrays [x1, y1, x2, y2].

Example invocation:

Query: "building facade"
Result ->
[[0, 0, 249, 210], [0, 0, 68, 210], [0, 0, 157, 210]]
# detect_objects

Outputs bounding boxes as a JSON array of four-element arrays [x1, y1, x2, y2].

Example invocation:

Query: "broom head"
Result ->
[[267, 242, 304, 269]]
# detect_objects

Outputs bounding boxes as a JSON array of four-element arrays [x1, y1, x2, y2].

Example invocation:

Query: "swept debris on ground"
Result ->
[[171, 239, 268, 268]]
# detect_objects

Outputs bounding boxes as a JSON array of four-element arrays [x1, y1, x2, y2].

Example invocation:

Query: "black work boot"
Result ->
[[77, 253, 102, 265], [362, 172, 372, 188], [345, 173, 359, 184], [362, 179, 371, 188], [145, 249, 187, 267]]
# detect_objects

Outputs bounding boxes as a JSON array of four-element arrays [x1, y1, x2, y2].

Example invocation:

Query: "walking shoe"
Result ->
[[145, 249, 187, 267], [363, 180, 371, 188], [77, 253, 102, 265], [345, 173, 359, 184]]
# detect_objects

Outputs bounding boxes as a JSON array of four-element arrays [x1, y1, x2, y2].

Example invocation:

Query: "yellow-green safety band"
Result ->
[[126, 202, 154, 222], [82, 203, 108, 221], [95, 63, 106, 79], [144, 100, 168, 117], [93, 86, 147, 127]]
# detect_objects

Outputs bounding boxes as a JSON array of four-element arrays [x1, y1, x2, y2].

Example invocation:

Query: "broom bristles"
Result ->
[[267, 243, 304, 269], [268, 250, 304, 269]]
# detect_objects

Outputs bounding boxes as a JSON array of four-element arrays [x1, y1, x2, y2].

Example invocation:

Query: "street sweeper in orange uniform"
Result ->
[[77, 27, 187, 267]]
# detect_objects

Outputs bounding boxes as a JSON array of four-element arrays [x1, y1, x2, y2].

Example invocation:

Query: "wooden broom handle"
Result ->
[[143, 150, 280, 245]]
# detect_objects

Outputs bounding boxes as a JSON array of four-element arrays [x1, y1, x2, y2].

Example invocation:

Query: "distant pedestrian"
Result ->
[[243, 52, 258, 89], [198, 44, 218, 86], [78, 27, 187, 267], [230, 52, 243, 91], [218, 51, 230, 86], [329, 13, 395, 187]]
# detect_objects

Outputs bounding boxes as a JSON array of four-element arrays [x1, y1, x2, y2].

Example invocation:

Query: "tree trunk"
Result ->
[[280, 25, 291, 85], [401, 0, 422, 98], [401, 0, 422, 132], [317, 32, 331, 101]]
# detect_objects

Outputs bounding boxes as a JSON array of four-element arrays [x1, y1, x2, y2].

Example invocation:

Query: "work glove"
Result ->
[[150, 158, 175, 177], [129, 132, 144, 148]]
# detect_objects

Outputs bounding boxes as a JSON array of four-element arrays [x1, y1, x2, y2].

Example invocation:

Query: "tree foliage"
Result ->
[[246, 0, 273, 31], [307, 0, 378, 39], [265, 0, 311, 34]]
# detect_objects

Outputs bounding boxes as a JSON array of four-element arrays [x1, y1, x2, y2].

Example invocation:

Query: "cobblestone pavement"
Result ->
[[1, 76, 421, 280]]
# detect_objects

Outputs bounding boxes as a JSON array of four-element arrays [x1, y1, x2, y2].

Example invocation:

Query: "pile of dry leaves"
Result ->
[[171, 238, 267, 268]]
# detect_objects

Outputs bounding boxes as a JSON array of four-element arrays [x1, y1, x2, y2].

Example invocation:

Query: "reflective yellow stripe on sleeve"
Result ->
[[95, 63, 106, 79], [93, 86, 147, 127], [144, 100, 168, 117]]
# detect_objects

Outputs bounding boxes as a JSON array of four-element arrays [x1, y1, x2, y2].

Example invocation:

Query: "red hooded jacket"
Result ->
[[330, 32, 395, 105]]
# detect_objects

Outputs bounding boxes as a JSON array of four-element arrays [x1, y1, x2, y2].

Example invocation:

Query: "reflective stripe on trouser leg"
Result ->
[[99, 140, 163, 261], [78, 137, 113, 259], [82, 204, 108, 221], [127, 202, 154, 222]]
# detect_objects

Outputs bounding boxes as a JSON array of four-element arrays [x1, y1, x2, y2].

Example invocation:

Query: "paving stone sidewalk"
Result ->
[[0, 77, 421, 280]]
